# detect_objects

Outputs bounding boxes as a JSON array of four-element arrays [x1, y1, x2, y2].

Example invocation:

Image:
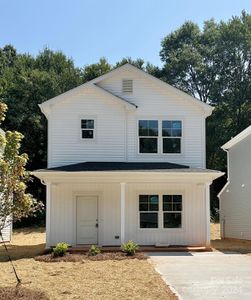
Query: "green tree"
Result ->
[[81, 58, 112, 82], [0, 102, 42, 235], [160, 11, 251, 170]]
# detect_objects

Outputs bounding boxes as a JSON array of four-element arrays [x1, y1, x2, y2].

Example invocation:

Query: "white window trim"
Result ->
[[137, 192, 184, 231], [136, 117, 184, 156], [79, 115, 97, 142]]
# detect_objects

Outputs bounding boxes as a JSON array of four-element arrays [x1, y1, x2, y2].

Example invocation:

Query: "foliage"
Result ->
[[0, 102, 43, 232], [121, 240, 139, 256], [160, 10, 251, 170], [52, 242, 69, 257], [88, 245, 101, 256]]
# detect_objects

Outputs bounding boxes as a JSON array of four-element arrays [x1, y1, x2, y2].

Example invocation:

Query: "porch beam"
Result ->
[[120, 182, 126, 244]]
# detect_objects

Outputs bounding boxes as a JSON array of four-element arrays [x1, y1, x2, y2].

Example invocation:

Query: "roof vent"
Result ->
[[122, 79, 133, 93]]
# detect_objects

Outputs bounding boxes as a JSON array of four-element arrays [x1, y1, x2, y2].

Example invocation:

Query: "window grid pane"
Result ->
[[81, 119, 94, 129], [139, 120, 158, 137]]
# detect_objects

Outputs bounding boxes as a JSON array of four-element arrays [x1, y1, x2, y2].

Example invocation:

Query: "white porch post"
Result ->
[[205, 182, 211, 247], [46, 183, 51, 248], [120, 182, 126, 244]]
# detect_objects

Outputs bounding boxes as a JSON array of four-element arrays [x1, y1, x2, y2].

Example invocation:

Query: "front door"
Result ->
[[76, 196, 98, 244]]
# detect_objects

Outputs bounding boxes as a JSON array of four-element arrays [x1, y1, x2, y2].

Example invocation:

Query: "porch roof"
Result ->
[[34, 161, 219, 173]]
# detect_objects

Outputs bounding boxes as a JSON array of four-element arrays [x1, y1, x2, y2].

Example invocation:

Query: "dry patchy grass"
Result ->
[[0, 228, 176, 299], [211, 223, 251, 255]]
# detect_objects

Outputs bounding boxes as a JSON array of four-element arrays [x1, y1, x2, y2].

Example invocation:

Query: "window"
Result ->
[[81, 119, 94, 139], [139, 195, 159, 228], [163, 195, 182, 228], [162, 121, 182, 153], [138, 120, 158, 153], [122, 79, 133, 93]]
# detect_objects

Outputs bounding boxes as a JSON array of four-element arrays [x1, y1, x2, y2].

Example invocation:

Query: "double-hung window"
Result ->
[[163, 195, 182, 228], [162, 121, 182, 153], [138, 119, 182, 154], [139, 195, 159, 228], [138, 120, 158, 153], [81, 119, 95, 139]]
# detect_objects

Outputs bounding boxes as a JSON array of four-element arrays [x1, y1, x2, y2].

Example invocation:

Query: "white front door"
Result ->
[[76, 196, 98, 244]]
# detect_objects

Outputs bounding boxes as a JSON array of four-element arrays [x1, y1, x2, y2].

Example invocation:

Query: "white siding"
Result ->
[[220, 135, 251, 240], [0, 216, 12, 242], [48, 68, 206, 168], [98, 68, 206, 167], [48, 87, 126, 167], [47, 178, 207, 247]]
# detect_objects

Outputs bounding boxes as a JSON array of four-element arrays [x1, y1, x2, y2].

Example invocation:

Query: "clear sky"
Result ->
[[1, 0, 251, 68]]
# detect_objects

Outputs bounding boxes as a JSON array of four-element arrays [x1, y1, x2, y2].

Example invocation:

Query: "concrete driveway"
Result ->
[[149, 252, 251, 300]]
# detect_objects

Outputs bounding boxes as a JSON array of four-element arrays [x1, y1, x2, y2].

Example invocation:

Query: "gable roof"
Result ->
[[39, 63, 213, 117], [222, 125, 251, 150]]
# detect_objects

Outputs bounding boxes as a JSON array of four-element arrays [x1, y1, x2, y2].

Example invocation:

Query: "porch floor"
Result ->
[[69, 245, 212, 253]]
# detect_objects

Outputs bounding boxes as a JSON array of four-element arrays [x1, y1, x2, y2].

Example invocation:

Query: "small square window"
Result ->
[[163, 138, 181, 153], [163, 213, 182, 228], [81, 119, 95, 139]]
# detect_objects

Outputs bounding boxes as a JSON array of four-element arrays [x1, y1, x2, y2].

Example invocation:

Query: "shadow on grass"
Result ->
[[0, 243, 46, 262]]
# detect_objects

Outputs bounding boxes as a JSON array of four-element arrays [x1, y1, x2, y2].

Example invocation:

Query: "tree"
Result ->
[[0, 102, 43, 235], [160, 11, 251, 170], [81, 58, 112, 82]]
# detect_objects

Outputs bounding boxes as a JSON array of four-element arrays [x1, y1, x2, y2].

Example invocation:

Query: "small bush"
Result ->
[[88, 245, 101, 256], [53, 242, 69, 257], [121, 240, 139, 256]]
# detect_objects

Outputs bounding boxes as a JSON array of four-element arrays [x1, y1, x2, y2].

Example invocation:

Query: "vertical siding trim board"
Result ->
[[46, 183, 51, 248], [205, 182, 211, 246], [120, 183, 126, 244]]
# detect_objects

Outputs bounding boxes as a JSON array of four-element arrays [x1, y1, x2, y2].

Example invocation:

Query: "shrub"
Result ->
[[52, 242, 69, 257], [88, 245, 101, 256], [121, 240, 139, 256]]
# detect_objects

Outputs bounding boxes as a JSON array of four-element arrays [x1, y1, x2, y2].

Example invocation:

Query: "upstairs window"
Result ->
[[122, 79, 133, 93], [138, 120, 158, 153], [81, 119, 94, 139], [162, 120, 182, 153]]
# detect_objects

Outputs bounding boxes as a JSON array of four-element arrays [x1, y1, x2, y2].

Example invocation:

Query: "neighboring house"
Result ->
[[0, 128, 12, 243], [219, 125, 251, 240], [33, 63, 223, 248]]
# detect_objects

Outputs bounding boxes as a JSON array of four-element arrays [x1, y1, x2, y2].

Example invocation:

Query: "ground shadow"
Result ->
[[211, 238, 251, 255], [0, 243, 46, 262]]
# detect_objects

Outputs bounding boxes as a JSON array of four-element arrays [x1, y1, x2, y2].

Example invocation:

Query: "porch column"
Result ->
[[205, 182, 211, 247], [120, 182, 126, 244], [46, 183, 51, 248]]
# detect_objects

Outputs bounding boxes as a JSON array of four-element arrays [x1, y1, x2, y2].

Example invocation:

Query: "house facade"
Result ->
[[33, 64, 223, 247], [219, 126, 251, 240]]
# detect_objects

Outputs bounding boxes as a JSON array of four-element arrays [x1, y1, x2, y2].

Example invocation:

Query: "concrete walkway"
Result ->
[[149, 252, 251, 300]]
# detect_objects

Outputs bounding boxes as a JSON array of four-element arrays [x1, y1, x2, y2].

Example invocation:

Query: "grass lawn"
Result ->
[[211, 223, 251, 255], [0, 228, 176, 300]]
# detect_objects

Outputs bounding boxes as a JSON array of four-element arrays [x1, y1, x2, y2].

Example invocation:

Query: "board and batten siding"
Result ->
[[47, 180, 207, 247], [220, 135, 251, 240], [47, 68, 206, 168]]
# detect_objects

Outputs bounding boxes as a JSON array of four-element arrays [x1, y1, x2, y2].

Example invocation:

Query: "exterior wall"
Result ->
[[48, 68, 206, 168], [48, 87, 126, 167], [0, 216, 12, 242], [220, 135, 251, 240], [47, 179, 207, 247]]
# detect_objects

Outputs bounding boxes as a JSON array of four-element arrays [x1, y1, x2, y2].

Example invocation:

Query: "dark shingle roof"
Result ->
[[35, 161, 189, 172]]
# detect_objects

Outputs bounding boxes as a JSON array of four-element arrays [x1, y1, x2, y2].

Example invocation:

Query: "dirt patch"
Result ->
[[0, 286, 48, 300], [35, 251, 147, 262], [211, 223, 251, 255]]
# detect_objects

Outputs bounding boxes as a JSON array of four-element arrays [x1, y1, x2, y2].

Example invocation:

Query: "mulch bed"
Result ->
[[0, 286, 49, 300], [35, 252, 148, 262]]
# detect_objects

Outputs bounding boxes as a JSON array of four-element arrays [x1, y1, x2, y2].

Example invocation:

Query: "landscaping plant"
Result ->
[[52, 242, 69, 257], [121, 240, 139, 256], [88, 245, 101, 256]]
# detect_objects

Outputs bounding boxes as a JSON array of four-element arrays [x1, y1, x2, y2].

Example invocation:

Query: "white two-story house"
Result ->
[[33, 63, 223, 248]]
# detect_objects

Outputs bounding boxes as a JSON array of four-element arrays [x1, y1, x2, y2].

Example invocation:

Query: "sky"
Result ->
[[1, 0, 251, 68]]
